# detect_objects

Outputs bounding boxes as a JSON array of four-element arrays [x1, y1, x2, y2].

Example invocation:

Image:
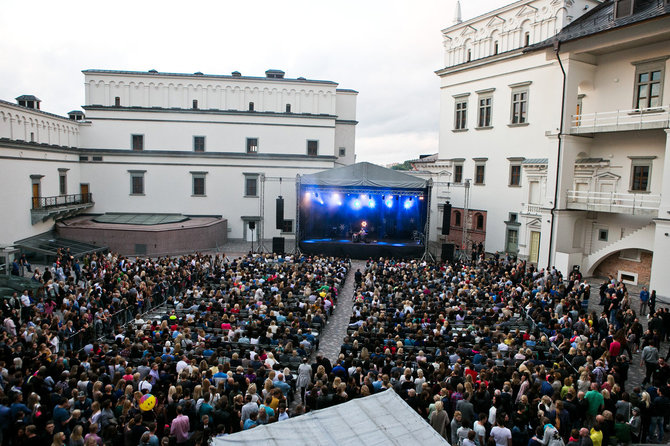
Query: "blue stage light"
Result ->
[[404, 198, 413, 209], [385, 197, 394, 208], [368, 199, 375, 208], [352, 199, 361, 210]]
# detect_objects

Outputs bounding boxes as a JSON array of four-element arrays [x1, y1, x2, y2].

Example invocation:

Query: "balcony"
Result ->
[[570, 106, 670, 135], [31, 193, 94, 224], [521, 204, 544, 216], [566, 190, 660, 216]]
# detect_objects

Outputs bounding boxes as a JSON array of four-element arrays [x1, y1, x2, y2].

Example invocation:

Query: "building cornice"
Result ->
[[82, 105, 338, 120]]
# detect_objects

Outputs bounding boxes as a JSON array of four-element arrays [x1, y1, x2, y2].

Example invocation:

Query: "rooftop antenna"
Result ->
[[453, 0, 463, 25]]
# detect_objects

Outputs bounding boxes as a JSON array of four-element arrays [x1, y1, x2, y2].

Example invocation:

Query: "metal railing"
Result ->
[[566, 190, 661, 215], [571, 105, 670, 132], [32, 193, 93, 210]]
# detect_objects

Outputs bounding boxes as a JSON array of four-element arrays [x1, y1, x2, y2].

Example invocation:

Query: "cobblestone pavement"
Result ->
[[313, 260, 365, 363]]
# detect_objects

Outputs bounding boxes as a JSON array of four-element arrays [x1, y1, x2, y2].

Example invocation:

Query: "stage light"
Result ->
[[419, 195, 424, 201], [385, 197, 394, 208], [404, 198, 413, 209], [330, 193, 342, 206], [368, 199, 375, 208], [352, 199, 362, 210]]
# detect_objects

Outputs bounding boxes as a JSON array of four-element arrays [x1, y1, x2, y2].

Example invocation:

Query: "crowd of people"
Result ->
[[0, 249, 346, 446], [1, 247, 669, 446], [318, 256, 670, 445]]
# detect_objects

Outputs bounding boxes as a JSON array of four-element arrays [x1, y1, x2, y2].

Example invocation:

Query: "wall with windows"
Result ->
[[0, 101, 80, 147], [0, 143, 82, 245], [437, 49, 562, 255], [79, 109, 337, 156], [85, 71, 339, 116], [440, 0, 600, 68]]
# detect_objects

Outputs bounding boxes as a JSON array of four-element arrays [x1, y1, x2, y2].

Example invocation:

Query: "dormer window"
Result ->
[[614, 0, 634, 19], [16, 95, 41, 109]]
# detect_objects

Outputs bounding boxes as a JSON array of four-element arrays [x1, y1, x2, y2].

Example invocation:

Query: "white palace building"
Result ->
[[420, 0, 670, 299], [0, 69, 357, 257]]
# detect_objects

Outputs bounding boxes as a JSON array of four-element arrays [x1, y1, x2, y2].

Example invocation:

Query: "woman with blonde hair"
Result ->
[[69, 425, 84, 446], [51, 432, 66, 446], [429, 400, 449, 439]]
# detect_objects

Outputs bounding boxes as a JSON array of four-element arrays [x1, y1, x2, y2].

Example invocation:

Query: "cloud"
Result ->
[[0, 0, 510, 165]]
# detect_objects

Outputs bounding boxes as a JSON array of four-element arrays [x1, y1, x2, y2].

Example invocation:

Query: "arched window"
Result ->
[[454, 211, 462, 227], [476, 213, 484, 230]]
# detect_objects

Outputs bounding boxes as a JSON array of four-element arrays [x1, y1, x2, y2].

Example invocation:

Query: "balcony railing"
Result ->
[[523, 204, 543, 215], [32, 193, 92, 210], [570, 106, 670, 134], [566, 190, 660, 216]]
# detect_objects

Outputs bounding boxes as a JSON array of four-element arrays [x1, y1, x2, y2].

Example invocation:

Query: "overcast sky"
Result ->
[[0, 0, 511, 165]]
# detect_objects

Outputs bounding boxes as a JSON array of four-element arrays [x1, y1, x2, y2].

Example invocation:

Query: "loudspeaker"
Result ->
[[272, 237, 285, 255], [441, 243, 455, 262], [442, 202, 452, 235], [248, 221, 256, 230], [276, 196, 284, 230]]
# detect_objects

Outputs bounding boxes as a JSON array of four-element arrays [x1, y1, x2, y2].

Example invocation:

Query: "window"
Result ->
[[630, 160, 652, 191], [475, 214, 484, 230], [454, 99, 468, 130], [454, 211, 461, 227], [633, 59, 666, 110], [248, 102, 255, 111], [244, 173, 259, 197], [246, 138, 258, 154], [192, 100, 198, 109], [524, 33, 530, 47], [620, 249, 641, 262], [494, 41, 499, 55], [193, 136, 205, 152], [30, 132, 35, 142], [453, 164, 463, 183], [191, 172, 207, 196], [598, 229, 609, 242], [509, 164, 521, 186], [511, 89, 528, 124], [467, 49, 472, 62], [129, 171, 145, 195], [58, 169, 68, 195], [307, 140, 319, 156], [477, 95, 492, 128], [614, 0, 633, 19], [132, 134, 144, 151], [115, 96, 120, 107], [286, 104, 291, 113], [339, 147, 346, 157], [282, 220, 294, 233], [508, 212, 518, 223], [475, 165, 485, 184]]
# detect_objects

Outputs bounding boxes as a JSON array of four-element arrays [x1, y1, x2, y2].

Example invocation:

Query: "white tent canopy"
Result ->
[[211, 389, 449, 446]]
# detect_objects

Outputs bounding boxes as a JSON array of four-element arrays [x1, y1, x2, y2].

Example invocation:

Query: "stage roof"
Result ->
[[212, 389, 448, 446], [300, 162, 428, 189]]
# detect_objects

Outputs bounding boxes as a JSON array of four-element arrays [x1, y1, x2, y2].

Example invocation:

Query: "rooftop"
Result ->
[[528, 0, 670, 50], [82, 69, 339, 86]]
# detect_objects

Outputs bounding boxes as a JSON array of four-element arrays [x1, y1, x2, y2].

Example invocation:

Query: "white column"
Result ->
[[650, 130, 670, 303]]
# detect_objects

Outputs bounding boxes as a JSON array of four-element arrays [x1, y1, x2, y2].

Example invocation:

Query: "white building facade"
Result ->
[[433, 0, 670, 299], [0, 69, 357, 250]]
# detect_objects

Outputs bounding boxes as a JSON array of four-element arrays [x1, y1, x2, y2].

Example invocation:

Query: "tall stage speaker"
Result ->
[[441, 243, 455, 262], [272, 237, 285, 255], [442, 202, 452, 235], [276, 196, 284, 230]]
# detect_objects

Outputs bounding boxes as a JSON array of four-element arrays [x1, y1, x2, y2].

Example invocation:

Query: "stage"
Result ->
[[299, 238, 424, 259]]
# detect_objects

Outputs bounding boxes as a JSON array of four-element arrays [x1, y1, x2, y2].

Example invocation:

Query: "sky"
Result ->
[[0, 0, 512, 166]]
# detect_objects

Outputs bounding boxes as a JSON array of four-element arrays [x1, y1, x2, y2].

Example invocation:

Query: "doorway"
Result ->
[[529, 231, 540, 263], [80, 184, 90, 203]]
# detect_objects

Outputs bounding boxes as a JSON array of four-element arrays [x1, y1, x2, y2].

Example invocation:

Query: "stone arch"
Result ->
[[584, 224, 655, 276], [474, 212, 485, 230]]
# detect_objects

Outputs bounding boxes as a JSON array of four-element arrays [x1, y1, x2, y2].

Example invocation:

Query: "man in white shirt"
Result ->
[[490, 419, 512, 446], [176, 356, 190, 375]]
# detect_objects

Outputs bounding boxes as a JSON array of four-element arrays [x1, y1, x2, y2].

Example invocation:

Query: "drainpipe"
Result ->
[[548, 39, 567, 270]]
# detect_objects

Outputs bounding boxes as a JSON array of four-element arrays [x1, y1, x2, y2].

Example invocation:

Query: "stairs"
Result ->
[[583, 223, 654, 275]]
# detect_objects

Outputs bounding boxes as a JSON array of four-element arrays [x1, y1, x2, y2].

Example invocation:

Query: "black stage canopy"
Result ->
[[297, 162, 431, 259]]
